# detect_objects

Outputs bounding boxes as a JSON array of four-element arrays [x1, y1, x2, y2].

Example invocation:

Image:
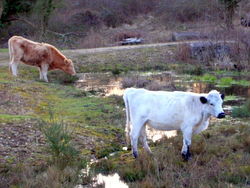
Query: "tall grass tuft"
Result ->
[[41, 119, 80, 169]]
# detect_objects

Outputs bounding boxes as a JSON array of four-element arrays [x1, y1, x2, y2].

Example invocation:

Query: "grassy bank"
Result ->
[[0, 45, 249, 187], [0, 65, 125, 187]]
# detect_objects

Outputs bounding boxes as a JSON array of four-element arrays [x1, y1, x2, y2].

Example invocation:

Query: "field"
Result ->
[[0, 43, 250, 188]]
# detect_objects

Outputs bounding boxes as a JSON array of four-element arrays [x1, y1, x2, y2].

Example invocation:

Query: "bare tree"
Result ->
[[219, 0, 241, 29]]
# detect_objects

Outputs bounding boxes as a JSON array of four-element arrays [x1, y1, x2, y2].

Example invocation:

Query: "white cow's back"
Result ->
[[124, 88, 205, 131]]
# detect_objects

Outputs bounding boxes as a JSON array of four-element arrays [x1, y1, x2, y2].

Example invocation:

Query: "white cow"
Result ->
[[123, 88, 225, 160]]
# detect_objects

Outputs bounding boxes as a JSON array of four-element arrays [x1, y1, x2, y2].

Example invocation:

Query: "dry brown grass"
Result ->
[[91, 120, 250, 188]]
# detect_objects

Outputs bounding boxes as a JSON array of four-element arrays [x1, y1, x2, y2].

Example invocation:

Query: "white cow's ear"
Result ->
[[200, 96, 207, 104], [221, 94, 225, 100]]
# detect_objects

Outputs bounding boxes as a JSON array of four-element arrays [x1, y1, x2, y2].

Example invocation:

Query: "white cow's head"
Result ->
[[200, 90, 225, 118]]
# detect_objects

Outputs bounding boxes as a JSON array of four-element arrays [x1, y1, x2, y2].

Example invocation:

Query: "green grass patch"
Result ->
[[0, 48, 8, 53], [224, 95, 238, 102], [0, 114, 33, 123], [233, 79, 250, 87]]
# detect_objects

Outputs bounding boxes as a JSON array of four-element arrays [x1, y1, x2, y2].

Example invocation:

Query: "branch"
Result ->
[[10, 15, 37, 29], [46, 30, 86, 38], [7, 15, 85, 39]]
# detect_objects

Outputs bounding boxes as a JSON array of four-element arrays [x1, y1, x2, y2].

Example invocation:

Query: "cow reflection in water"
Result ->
[[123, 88, 225, 160]]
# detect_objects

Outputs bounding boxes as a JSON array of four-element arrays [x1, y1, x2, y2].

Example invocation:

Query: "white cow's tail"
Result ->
[[123, 91, 131, 147]]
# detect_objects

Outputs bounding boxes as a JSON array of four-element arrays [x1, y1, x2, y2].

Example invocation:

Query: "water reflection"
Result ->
[[76, 72, 124, 96], [76, 71, 250, 98]]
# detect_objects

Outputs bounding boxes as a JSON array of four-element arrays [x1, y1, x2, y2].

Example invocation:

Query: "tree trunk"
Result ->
[[225, 6, 234, 29], [0, 1, 3, 19]]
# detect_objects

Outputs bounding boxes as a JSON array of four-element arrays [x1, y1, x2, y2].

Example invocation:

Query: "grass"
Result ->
[[0, 48, 8, 52], [0, 114, 33, 123], [72, 47, 172, 73], [192, 73, 250, 88], [201, 74, 217, 83], [217, 77, 234, 87], [91, 120, 250, 187], [0, 46, 249, 187]]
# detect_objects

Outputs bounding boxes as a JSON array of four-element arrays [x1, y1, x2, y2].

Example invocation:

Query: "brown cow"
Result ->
[[8, 36, 76, 82]]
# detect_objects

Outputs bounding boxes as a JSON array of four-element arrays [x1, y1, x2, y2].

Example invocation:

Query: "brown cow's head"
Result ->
[[63, 58, 76, 75]]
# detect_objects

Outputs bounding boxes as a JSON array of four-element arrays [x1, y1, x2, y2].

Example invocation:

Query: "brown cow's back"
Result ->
[[9, 36, 52, 67]]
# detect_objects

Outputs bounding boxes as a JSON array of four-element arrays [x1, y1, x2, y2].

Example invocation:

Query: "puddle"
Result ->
[[76, 71, 250, 99], [75, 173, 128, 188]]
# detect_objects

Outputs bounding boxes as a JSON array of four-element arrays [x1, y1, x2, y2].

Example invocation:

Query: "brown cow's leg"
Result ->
[[10, 62, 18, 76], [41, 64, 49, 82], [38, 67, 43, 80]]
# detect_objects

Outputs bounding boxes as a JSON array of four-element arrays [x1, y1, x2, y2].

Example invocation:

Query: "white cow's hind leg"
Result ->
[[41, 64, 49, 82], [181, 127, 193, 161], [139, 126, 152, 154], [130, 118, 145, 158]]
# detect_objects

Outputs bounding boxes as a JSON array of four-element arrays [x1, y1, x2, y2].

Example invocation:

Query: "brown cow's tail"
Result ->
[[123, 90, 131, 147], [8, 38, 13, 73]]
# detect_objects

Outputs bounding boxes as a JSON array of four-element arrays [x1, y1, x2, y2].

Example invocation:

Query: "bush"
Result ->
[[175, 44, 191, 62], [48, 71, 79, 84], [156, 0, 221, 26], [42, 120, 79, 169], [232, 100, 250, 118]]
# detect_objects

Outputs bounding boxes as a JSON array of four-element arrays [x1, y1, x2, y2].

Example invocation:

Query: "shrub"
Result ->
[[42, 120, 79, 169], [175, 44, 191, 62], [121, 77, 135, 88], [48, 71, 79, 84], [156, 0, 221, 26], [184, 65, 204, 75], [232, 99, 250, 118]]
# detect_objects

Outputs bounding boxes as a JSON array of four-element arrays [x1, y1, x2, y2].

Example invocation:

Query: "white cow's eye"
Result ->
[[210, 103, 214, 106]]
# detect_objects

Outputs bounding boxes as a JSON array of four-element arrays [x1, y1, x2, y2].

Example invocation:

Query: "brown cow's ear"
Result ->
[[64, 59, 68, 64]]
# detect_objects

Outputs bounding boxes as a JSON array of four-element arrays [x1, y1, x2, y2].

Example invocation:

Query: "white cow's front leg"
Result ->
[[181, 127, 193, 161], [139, 126, 152, 154], [41, 64, 49, 82]]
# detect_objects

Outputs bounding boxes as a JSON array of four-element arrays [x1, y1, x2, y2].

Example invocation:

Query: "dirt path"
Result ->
[[0, 40, 234, 66], [62, 41, 199, 56]]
